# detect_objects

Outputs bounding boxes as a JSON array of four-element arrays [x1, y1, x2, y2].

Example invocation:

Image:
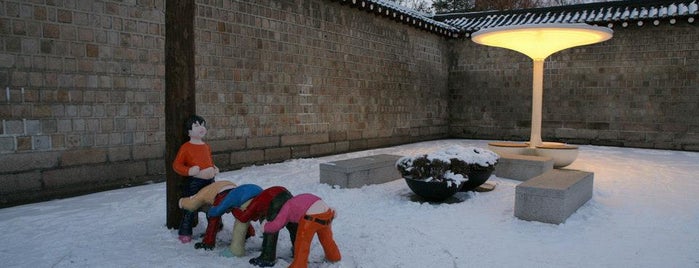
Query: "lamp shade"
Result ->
[[471, 23, 613, 60]]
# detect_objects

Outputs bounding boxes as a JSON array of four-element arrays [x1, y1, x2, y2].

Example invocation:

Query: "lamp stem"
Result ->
[[530, 59, 544, 148]]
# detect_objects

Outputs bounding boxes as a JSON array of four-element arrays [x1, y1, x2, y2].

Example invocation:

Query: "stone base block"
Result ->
[[320, 154, 403, 188], [495, 153, 554, 182], [515, 169, 594, 224]]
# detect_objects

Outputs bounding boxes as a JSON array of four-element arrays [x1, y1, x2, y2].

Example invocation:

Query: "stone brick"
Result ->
[[59, 24, 76, 41], [16, 136, 31, 150], [34, 6, 47, 21], [265, 147, 290, 162], [310, 143, 335, 156], [0, 151, 59, 173], [247, 136, 279, 149], [55, 119, 71, 132], [86, 43, 98, 57], [0, 54, 15, 68], [290, 145, 310, 159], [4, 120, 24, 134], [0, 171, 42, 194], [347, 130, 362, 140], [57, 9, 72, 23], [212, 153, 230, 168], [21, 38, 39, 55], [334, 141, 350, 153], [42, 161, 147, 189], [33, 135, 51, 150], [348, 139, 368, 152], [51, 134, 65, 149], [230, 150, 264, 165], [6, 37, 20, 52], [208, 138, 245, 152], [281, 133, 329, 146], [367, 137, 395, 149], [0, 136, 14, 152], [683, 143, 699, 151], [147, 159, 166, 176], [11, 71, 28, 86], [25, 120, 41, 134], [43, 23, 60, 38], [108, 146, 131, 162], [597, 130, 619, 140], [61, 148, 107, 166], [132, 144, 163, 160]]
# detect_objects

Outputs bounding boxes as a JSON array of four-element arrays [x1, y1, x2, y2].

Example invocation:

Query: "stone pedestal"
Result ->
[[319, 154, 403, 188], [514, 169, 594, 224], [494, 153, 554, 181]]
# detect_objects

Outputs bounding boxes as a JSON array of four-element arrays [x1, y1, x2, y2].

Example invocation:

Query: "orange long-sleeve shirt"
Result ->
[[172, 142, 214, 177]]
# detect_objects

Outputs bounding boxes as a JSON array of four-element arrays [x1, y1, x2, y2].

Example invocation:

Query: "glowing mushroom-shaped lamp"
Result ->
[[471, 23, 613, 148]]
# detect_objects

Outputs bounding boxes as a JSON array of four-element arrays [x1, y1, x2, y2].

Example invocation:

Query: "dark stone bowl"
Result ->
[[404, 177, 461, 201], [460, 166, 494, 192]]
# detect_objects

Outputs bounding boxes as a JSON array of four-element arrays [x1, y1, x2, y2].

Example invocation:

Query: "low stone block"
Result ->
[[515, 169, 594, 224], [320, 154, 402, 188], [494, 153, 554, 181]]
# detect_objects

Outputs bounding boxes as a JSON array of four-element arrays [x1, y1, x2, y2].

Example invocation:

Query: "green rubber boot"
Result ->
[[285, 222, 298, 256], [249, 232, 278, 267]]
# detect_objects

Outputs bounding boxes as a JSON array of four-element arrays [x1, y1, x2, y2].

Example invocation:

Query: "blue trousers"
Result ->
[[178, 177, 214, 236]]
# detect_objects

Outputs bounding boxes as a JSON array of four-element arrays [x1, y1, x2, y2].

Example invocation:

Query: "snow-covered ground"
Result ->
[[1, 139, 698, 268]]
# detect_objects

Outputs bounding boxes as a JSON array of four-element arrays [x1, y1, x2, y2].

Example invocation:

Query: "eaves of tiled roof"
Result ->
[[331, 0, 463, 38], [433, 0, 698, 37]]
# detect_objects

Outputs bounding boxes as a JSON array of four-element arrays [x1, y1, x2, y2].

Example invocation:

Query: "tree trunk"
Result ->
[[165, 0, 196, 229]]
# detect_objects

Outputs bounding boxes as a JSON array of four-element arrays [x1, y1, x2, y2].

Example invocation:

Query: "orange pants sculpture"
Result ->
[[261, 193, 341, 268], [290, 209, 341, 268]]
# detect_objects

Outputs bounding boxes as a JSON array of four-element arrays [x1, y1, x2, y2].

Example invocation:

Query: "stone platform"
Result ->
[[494, 153, 554, 181], [320, 152, 593, 224], [495, 153, 593, 224], [514, 169, 594, 224], [319, 154, 403, 188]]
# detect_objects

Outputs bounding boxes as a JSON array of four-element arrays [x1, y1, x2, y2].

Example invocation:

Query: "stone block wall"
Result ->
[[0, 0, 450, 207], [193, 0, 450, 169], [0, 0, 167, 207], [1, 0, 696, 208], [449, 22, 699, 151]]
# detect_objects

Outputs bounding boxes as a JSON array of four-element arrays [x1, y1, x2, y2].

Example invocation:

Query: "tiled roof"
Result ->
[[333, 0, 463, 38], [342, 0, 698, 39], [434, 0, 698, 36]]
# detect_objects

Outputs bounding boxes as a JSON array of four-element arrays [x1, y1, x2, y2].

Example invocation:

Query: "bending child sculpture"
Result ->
[[231, 186, 296, 267], [262, 193, 341, 268], [173, 115, 219, 243], [179, 182, 262, 257]]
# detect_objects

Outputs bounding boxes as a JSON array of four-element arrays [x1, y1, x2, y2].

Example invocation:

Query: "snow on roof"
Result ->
[[335, 0, 462, 38], [338, 0, 696, 39], [432, 0, 698, 36]]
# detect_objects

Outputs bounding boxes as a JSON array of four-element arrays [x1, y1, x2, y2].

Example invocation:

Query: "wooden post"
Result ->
[[165, 0, 196, 229]]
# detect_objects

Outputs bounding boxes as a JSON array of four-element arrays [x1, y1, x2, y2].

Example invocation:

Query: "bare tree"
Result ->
[[543, 0, 589, 6], [546, 0, 576, 5], [432, 0, 547, 13], [401, 0, 611, 14], [389, 0, 436, 13], [432, 0, 475, 13], [473, 0, 542, 11]]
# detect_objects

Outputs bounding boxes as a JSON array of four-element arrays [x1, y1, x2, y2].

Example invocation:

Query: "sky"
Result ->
[[1, 139, 698, 267]]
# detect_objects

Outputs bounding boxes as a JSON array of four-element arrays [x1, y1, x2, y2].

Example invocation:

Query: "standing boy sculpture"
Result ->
[[173, 115, 219, 243]]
